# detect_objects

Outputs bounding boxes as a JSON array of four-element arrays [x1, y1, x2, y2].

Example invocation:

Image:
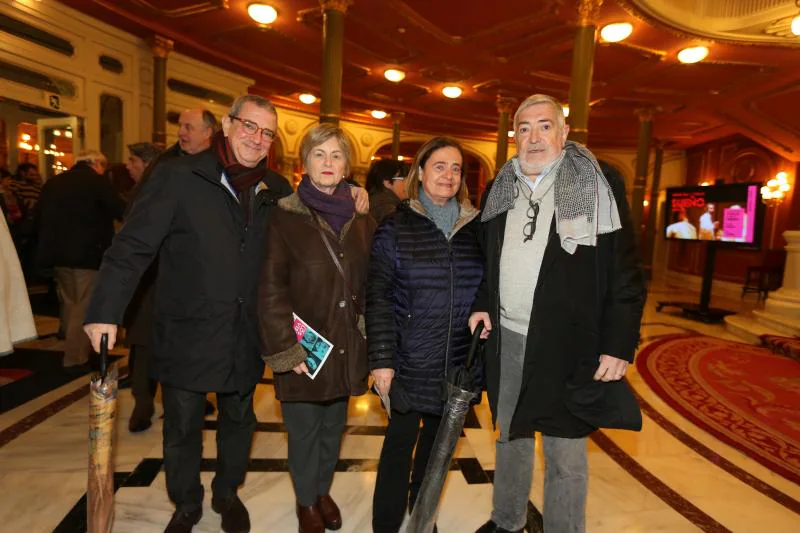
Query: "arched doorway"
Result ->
[[373, 141, 488, 207]]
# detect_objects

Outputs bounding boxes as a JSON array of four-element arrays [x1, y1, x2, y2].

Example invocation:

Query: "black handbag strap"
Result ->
[[312, 214, 359, 311]]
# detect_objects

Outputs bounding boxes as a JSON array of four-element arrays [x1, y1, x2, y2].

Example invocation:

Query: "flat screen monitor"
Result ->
[[664, 182, 764, 247]]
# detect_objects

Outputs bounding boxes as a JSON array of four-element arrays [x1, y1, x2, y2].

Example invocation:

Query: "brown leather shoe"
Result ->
[[296, 502, 324, 533], [316, 494, 342, 530]]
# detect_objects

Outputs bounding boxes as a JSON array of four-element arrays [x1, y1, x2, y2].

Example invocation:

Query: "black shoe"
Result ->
[[118, 375, 133, 389], [128, 405, 154, 433], [205, 399, 216, 416], [212, 495, 250, 533], [164, 508, 202, 533], [475, 520, 523, 533]]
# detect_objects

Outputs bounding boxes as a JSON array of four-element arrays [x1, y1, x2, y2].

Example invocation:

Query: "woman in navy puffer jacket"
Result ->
[[367, 137, 484, 533]]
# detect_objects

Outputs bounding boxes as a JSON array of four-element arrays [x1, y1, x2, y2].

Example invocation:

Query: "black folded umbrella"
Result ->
[[406, 323, 483, 533]]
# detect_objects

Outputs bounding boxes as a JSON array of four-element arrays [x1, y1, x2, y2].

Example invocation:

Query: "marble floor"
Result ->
[[1, 283, 798, 532]]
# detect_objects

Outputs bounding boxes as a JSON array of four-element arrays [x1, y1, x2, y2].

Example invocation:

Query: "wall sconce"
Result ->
[[761, 171, 792, 206]]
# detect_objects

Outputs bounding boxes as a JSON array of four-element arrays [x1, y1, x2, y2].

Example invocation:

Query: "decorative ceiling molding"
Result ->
[[129, 0, 229, 18], [714, 110, 794, 154], [745, 80, 800, 139], [598, 40, 667, 59], [619, 0, 800, 47]]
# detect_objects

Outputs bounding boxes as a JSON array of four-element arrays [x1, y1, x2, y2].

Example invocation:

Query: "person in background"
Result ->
[[366, 158, 409, 223], [120, 141, 164, 432], [0, 207, 37, 357], [258, 123, 375, 533], [8, 162, 42, 281], [367, 137, 483, 533], [36, 150, 125, 372], [119, 111, 218, 419], [125, 142, 163, 185]]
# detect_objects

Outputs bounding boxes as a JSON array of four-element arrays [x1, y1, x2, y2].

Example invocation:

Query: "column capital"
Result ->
[[151, 35, 174, 59], [496, 96, 517, 114], [391, 111, 406, 124], [577, 0, 604, 27], [635, 107, 655, 122], [320, 0, 353, 13]]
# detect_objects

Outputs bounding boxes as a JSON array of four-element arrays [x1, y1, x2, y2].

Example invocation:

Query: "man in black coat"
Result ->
[[36, 151, 125, 370], [121, 110, 219, 433], [83, 96, 293, 533], [469, 94, 645, 533]]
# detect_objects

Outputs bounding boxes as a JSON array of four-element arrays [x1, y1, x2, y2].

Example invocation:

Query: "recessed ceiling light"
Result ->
[[384, 69, 406, 82], [507, 130, 514, 138], [792, 15, 800, 36], [600, 22, 633, 43], [248, 3, 278, 25], [562, 105, 570, 117], [298, 93, 316, 104], [442, 86, 462, 98], [677, 46, 709, 64], [371, 110, 387, 119]]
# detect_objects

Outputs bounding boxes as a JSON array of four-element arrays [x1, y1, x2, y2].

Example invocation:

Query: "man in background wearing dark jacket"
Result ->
[[122, 110, 219, 432], [36, 151, 125, 371], [470, 94, 645, 533]]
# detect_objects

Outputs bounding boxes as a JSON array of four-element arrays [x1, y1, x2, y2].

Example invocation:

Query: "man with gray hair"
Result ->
[[83, 95, 367, 533], [469, 94, 645, 532], [82, 95, 290, 533], [36, 150, 125, 371]]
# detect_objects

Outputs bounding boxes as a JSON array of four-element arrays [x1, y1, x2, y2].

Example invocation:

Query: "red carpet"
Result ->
[[636, 334, 800, 484]]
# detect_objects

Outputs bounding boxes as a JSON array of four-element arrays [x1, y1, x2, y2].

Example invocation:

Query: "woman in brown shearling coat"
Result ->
[[257, 123, 375, 533]]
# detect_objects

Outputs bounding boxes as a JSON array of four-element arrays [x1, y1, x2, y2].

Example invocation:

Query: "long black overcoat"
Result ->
[[85, 151, 292, 392], [472, 163, 646, 439]]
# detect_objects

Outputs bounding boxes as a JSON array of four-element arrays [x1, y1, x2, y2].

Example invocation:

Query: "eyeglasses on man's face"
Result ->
[[229, 115, 275, 141]]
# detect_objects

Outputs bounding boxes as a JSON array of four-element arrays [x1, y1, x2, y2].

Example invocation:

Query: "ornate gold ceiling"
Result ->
[[629, 0, 800, 43]]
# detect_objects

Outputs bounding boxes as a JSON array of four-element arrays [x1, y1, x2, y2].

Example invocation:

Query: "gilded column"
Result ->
[[641, 140, 664, 280], [151, 35, 173, 148], [495, 96, 516, 173], [391, 112, 405, 160], [630, 108, 653, 246], [567, 0, 603, 145], [319, 0, 352, 126]]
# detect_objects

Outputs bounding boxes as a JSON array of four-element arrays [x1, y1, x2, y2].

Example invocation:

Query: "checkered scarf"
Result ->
[[481, 141, 622, 254]]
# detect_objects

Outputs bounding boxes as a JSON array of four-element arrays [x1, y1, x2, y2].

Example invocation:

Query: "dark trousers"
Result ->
[[162, 385, 256, 512], [130, 344, 157, 416], [372, 409, 442, 533], [281, 399, 349, 506]]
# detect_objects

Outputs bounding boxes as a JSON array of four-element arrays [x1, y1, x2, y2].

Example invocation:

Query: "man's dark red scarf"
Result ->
[[212, 130, 266, 219]]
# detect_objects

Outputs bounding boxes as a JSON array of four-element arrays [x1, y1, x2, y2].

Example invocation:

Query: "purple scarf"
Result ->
[[297, 175, 355, 235]]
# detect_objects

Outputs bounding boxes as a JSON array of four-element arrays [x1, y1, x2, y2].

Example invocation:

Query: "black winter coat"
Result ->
[[85, 151, 292, 393], [367, 199, 484, 415], [473, 162, 645, 439], [123, 143, 186, 346], [36, 162, 126, 271]]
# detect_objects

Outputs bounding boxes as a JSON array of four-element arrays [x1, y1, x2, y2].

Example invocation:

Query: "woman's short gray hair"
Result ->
[[300, 123, 353, 175], [513, 94, 566, 132]]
